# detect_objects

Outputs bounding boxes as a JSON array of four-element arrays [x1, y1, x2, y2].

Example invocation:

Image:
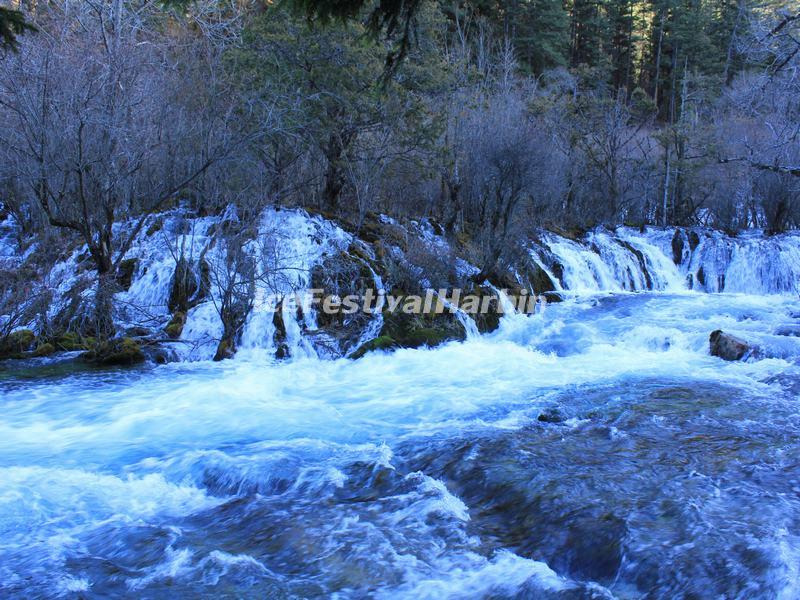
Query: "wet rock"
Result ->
[[775, 324, 800, 337], [82, 337, 145, 366], [213, 339, 236, 362], [164, 312, 186, 339], [115, 258, 138, 291], [696, 266, 706, 287], [688, 230, 701, 251], [349, 336, 399, 359], [525, 263, 556, 296], [540, 291, 564, 304], [465, 285, 503, 334], [141, 343, 176, 365], [709, 330, 756, 361], [273, 298, 289, 359], [537, 407, 565, 424], [671, 229, 684, 265], [619, 240, 653, 289], [349, 311, 466, 359], [168, 257, 198, 313]]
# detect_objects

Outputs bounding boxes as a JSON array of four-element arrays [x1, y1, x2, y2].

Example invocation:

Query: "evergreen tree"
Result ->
[[513, 0, 570, 73], [0, 7, 34, 51]]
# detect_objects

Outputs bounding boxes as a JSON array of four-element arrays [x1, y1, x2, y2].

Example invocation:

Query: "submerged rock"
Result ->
[[775, 324, 800, 337], [709, 330, 757, 361]]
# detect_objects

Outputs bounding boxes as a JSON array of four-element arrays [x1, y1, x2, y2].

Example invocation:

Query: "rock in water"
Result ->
[[82, 337, 145, 366], [709, 330, 754, 361]]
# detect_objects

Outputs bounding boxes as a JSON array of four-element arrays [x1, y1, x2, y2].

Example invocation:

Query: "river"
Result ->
[[2, 289, 800, 598]]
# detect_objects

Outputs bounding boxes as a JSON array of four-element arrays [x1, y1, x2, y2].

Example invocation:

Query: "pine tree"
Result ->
[[514, 0, 570, 73], [0, 7, 35, 51]]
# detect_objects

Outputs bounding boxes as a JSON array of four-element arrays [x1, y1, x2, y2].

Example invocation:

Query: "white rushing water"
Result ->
[[3, 212, 800, 597], [2, 291, 800, 597]]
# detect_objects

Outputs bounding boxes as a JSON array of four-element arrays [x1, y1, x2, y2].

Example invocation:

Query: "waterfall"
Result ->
[[534, 226, 800, 297], [8, 203, 800, 363], [435, 291, 480, 339]]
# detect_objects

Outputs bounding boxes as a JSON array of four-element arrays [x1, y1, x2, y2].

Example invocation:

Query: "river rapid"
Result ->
[[3, 289, 800, 598]]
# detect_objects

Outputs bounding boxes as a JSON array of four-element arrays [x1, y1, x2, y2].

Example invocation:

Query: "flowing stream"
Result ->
[[3, 216, 800, 598]]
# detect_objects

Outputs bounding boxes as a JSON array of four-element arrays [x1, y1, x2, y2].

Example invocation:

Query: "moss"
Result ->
[[213, 338, 235, 362], [82, 337, 145, 366], [349, 336, 398, 359], [0, 329, 36, 359], [56, 332, 93, 351], [33, 343, 56, 357], [402, 327, 452, 348], [164, 311, 187, 340], [5, 329, 35, 352]]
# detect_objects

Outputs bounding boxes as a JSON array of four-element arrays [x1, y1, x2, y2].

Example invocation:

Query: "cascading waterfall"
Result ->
[[534, 226, 800, 297], [6, 208, 800, 362]]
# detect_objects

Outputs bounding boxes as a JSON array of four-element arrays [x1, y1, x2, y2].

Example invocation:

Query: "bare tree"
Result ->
[[0, 1, 237, 338]]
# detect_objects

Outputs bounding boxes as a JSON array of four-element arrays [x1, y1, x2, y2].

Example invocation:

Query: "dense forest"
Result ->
[[0, 0, 798, 337]]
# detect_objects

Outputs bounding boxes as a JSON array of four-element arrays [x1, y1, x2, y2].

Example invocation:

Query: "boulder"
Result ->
[[709, 330, 756, 361], [520, 261, 556, 296]]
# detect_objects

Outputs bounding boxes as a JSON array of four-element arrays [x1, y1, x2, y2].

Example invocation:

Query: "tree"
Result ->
[[0, 1, 235, 338], [0, 6, 34, 51]]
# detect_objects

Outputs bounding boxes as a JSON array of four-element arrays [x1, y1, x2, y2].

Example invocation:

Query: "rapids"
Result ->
[[3, 212, 800, 597], [2, 291, 800, 598]]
